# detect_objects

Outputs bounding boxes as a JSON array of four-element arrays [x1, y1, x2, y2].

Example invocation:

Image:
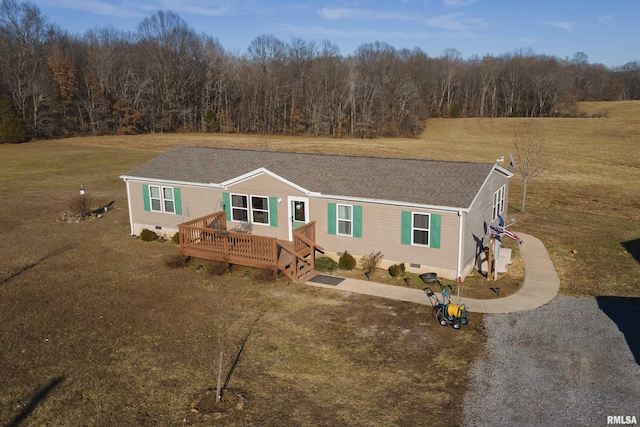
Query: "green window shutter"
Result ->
[[143, 184, 150, 212], [353, 205, 362, 238], [174, 188, 182, 215], [430, 214, 441, 249], [222, 192, 231, 221], [269, 196, 278, 227], [327, 203, 336, 235], [401, 211, 412, 245]]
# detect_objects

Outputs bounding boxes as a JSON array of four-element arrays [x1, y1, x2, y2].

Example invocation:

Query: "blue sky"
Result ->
[[30, 0, 638, 67]]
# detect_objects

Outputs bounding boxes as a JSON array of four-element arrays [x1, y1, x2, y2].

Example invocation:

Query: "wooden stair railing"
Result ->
[[276, 223, 324, 282], [178, 215, 323, 282]]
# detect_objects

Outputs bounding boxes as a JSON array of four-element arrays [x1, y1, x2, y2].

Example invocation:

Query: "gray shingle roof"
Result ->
[[122, 146, 499, 209]]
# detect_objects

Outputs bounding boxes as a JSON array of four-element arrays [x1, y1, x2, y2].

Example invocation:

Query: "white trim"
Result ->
[[336, 203, 353, 237], [220, 168, 316, 195], [249, 194, 270, 226], [148, 185, 162, 212], [411, 212, 431, 247], [119, 175, 219, 189], [230, 193, 249, 222], [492, 185, 505, 221], [287, 196, 309, 241], [124, 179, 134, 235], [493, 164, 514, 178], [147, 184, 177, 214], [313, 193, 467, 213], [457, 210, 464, 280], [162, 186, 176, 214]]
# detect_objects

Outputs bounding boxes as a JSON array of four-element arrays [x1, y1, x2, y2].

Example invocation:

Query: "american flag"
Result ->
[[490, 225, 525, 245]]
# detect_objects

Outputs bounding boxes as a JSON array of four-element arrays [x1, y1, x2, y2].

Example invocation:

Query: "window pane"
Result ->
[[163, 187, 173, 200], [293, 201, 305, 222], [414, 230, 429, 245], [150, 186, 160, 198], [338, 205, 351, 220], [338, 220, 351, 235], [253, 211, 269, 224], [414, 214, 429, 230], [164, 200, 175, 213], [151, 199, 161, 211], [233, 209, 248, 222], [232, 194, 247, 208], [251, 196, 268, 210]]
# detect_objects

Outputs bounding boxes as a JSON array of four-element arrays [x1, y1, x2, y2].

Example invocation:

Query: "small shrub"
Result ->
[[172, 232, 180, 244], [360, 251, 383, 274], [164, 253, 188, 269], [71, 193, 91, 218], [389, 263, 406, 278], [209, 260, 229, 276], [339, 251, 356, 271], [315, 256, 339, 272], [139, 228, 157, 242]]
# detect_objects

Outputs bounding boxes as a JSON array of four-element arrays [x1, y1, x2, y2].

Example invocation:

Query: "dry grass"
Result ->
[[1, 100, 638, 425], [0, 141, 485, 425]]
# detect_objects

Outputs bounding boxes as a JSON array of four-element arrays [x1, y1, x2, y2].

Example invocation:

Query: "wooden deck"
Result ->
[[178, 211, 323, 282]]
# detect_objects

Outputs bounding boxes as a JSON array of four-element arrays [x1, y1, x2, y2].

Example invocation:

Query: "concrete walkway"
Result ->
[[305, 232, 560, 314]]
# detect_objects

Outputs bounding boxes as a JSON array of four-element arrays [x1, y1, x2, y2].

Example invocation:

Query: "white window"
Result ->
[[493, 185, 505, 221], [413, 213, 430, 246], [337, 204, 352, 236], [149, 185, 175, 213], [251, 196, 269, 224], [231, 194, 248, 222], [163, 187, 175, 213], [149, 186, 162, 212]]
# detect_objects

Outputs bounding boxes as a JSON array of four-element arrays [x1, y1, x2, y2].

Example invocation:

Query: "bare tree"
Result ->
[[0, 0, 58, 136], [511, 123, 547, 212]]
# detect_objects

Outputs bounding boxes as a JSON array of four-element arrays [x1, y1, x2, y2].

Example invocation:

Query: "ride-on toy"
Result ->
[[424, 282, 469, 329]]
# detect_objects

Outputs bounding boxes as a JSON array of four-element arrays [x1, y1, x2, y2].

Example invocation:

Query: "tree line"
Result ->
[[1, 0, 639, 142]]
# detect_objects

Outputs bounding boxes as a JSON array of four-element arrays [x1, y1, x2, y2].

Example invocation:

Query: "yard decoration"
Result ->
[[487, 215, 524, 281], [490, 215, 524, 245]]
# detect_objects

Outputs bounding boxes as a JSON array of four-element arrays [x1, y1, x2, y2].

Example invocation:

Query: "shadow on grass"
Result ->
[[596, 296, 640, 365], [622, 238, 640, 263], [8, 376, 65, 427]]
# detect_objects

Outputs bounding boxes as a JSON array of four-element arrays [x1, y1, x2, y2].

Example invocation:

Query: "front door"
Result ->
[[288, 196, 308, 240]]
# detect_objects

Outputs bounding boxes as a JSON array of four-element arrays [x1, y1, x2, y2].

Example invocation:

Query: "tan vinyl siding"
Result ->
[[226, 172, 305, 240], [128, 180, 222, 237], [312, 197, 459, 276]]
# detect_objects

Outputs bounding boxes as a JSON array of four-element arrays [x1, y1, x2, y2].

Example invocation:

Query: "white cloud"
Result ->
[[443, 0, 478, 8], [318, 7, 418, 21], [425, 13, 485, 31], [598, 14, 613, 24], [543, 21, 574, 31], [33, 0, 236, 18]]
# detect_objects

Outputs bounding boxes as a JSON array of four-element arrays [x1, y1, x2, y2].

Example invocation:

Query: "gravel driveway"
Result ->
[[464, 295, 640, 426]]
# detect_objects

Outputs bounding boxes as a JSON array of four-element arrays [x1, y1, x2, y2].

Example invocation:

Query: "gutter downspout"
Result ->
[[457, 210, 464, 281], [124, 178, 134, 235]]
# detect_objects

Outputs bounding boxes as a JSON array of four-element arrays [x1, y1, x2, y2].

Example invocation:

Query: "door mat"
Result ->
[[309, 275, 345, 286]]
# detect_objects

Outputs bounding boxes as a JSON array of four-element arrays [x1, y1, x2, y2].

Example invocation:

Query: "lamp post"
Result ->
[[79, 185, 87, 218]]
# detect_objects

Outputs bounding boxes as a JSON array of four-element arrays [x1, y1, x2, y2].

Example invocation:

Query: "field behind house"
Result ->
[[55, 100, 640, 297], [0, 101, 638, 425]]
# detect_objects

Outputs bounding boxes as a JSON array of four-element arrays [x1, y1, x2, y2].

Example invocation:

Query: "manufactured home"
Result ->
[[121, 146, 512, 281]]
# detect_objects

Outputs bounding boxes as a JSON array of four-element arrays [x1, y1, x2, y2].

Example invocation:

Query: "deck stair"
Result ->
[[178, 211, 322, 282]]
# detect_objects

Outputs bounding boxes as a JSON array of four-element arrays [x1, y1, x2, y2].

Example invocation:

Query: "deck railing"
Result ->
[[178, 213, 321, 281]]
